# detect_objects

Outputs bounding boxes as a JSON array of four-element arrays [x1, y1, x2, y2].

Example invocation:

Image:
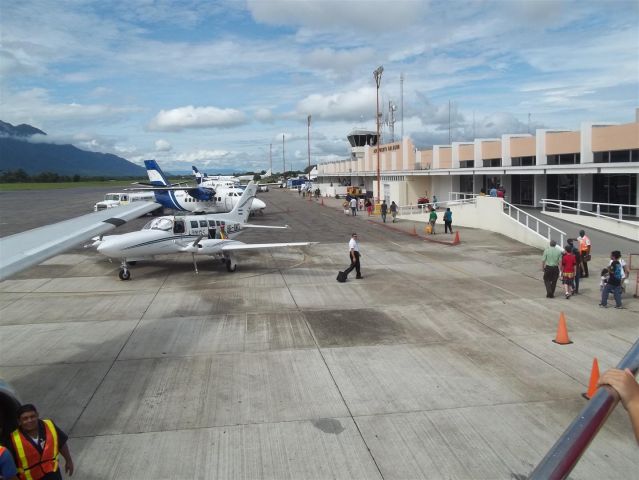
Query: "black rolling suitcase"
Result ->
[[336, 271, 347, 283]]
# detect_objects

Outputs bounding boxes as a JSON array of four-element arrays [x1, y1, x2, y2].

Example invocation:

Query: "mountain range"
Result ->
[[0, 121, 146, 177]]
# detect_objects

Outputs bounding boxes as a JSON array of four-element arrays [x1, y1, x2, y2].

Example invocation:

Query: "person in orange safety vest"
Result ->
[[577, 229, 591, 277], [9, 404, 73, 480]]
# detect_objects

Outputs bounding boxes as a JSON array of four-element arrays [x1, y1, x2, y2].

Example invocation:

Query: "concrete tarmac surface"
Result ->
[[0, 188, 637, 479]]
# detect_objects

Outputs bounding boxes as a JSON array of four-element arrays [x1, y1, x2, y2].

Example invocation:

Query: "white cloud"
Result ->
[[296, 87, 376, 122], [254, 108, 274, 123], [155, 139, 172, 152], [148, 106, 247, 131], [1, 88, 141, 128], [247, 0, 428, 31]]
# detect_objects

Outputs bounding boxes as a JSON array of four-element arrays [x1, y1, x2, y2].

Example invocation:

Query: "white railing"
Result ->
[[399, 197, 476, 216], [449, 192, 479, 201], [541, 199, 638, 222], [503, 201, 566, 246]]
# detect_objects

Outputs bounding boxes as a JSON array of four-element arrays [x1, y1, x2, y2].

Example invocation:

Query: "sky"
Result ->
[[2, 0, 638, 174]]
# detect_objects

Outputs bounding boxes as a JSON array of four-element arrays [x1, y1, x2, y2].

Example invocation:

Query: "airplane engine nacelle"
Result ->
[[0, 379, 21, 437]]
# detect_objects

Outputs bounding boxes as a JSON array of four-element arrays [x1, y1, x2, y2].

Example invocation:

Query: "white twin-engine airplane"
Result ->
[[91, 182, 315, 280], [136, 160, 266, 214]]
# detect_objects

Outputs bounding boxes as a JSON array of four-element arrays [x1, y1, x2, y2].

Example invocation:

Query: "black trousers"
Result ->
[[344, 252, 361, 277], [543, 266, 559, 297], [444, 221, 453, 233]]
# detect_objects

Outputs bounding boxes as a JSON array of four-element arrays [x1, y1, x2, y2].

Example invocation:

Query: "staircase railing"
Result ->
[[503, 200, 566, 246], [541, 199, 638, 225]]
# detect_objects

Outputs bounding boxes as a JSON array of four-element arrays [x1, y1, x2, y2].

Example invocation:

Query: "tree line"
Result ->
[[0, 169, 143, 183]]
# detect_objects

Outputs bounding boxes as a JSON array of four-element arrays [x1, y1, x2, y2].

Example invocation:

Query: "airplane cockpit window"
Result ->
[[143, 217, 173, 231]]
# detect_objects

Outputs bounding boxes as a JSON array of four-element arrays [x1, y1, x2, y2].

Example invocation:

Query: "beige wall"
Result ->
[[547, 131, 580, 154], [592, 123, 639, 151], [511, 137, 535, 157], [459, 144, 474, 161], [439, 147, 452, 169], [482, 141, 501, 159], [421, 150, 433, 169]]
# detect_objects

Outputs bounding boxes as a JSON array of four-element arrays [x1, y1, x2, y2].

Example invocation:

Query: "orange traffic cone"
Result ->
[[552, 312, 572, 345], [582, 357, 600, 400], [320, 198, 324, 206], [411, 225, 417, 236], [452, 231, 460, 245]]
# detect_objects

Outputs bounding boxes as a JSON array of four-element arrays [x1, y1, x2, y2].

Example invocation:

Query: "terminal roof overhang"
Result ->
[[319, 162, 639, 177]]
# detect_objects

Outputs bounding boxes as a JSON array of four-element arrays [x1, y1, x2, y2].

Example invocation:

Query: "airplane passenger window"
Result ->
[[199, 220, 207, 227], [190, 221, 199, 228]]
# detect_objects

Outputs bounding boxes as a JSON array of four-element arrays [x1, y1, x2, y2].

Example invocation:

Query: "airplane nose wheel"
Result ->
[[225, 258, 236, 272], [119, 268, 131, 280]]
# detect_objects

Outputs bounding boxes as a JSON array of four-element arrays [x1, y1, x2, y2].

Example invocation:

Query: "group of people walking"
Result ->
[[541, 229, 630, 308]]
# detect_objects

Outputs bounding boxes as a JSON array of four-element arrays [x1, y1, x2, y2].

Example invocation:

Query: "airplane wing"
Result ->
[[221, 242, 318, 252], [0, 201, 161, 281]]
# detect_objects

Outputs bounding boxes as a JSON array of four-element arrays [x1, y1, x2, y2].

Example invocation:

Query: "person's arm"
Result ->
[[598, 368, 639, 444], [0, 448, 19, 480], [59, 443, 74, 476]]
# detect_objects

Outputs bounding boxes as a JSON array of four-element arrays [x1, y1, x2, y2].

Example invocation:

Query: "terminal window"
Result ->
[[594, 149, 638, 163], [511, 156, 535, 166]]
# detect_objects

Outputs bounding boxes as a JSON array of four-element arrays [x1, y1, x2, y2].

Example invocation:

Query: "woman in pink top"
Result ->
[[561, 245, 577, 299]]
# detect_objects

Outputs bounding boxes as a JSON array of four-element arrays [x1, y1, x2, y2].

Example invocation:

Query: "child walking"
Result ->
[[560, 244, 576, 299]]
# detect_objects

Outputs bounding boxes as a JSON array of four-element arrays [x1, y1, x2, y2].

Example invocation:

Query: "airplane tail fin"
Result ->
[[226, 181, 257, 224], [144, 160, 171, 187], [192, 166, 203, 185]]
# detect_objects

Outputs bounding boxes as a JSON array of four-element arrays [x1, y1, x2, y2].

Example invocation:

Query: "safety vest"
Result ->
[[10, 419, 59, 480], [579, 235, 590, 253]]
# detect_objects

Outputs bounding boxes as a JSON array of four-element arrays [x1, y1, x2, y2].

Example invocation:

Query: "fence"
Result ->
[[503, 201, 566, 246], [541, 199, 638, 221]]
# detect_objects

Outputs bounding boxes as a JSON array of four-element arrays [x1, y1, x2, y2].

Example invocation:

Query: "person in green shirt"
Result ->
[[428, 208, 437, 234], [542, 239, 562, 298]]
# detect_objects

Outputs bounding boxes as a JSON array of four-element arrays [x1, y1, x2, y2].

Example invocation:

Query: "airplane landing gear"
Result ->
[[118, 260, 131, 280], [225, 258, 237, 272]]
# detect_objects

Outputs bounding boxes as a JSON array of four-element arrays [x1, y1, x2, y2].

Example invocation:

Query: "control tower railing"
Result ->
[[529, 337, 639, 480]]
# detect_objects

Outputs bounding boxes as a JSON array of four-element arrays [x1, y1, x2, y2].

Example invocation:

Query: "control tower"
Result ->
[[347, 129, 378, 162]]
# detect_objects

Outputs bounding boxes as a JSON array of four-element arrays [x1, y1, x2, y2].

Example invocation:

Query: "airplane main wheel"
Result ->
[[225, 259, 236, 272], [119, 269, 131, 280]]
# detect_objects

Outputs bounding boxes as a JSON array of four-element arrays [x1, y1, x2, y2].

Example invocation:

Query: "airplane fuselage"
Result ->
[[96, 215, 243, 259]]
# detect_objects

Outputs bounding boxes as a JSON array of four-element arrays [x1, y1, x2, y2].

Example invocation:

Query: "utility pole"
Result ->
[[307, 115, 311, 170], [269, 143, 272, 175], [282, 134, 285, 176], [528, 113, 531, 134]]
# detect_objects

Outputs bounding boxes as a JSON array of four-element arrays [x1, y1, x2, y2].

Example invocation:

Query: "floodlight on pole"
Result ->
[[373, 65, 384, 203]]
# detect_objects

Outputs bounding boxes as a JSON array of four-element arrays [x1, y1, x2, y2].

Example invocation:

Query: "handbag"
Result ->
[[585, 254, 592, 262]]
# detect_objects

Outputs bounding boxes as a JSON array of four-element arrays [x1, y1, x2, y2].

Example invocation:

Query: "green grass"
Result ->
[[0, 180, 136, 191]]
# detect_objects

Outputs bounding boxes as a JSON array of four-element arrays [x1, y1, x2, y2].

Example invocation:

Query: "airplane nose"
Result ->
[[252, 198, 266, 210]]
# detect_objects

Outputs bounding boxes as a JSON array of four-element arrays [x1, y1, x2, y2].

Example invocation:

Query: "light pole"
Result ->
[[307, 115, 311, 171], [282, 133, 285, 177], [373, 65, 384, 203]]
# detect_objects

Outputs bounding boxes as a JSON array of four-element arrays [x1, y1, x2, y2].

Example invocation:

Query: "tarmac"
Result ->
[[0, 187, 637, 479]]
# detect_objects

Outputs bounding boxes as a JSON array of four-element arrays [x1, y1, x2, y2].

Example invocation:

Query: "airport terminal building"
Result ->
[[317, 110, 639, 215]]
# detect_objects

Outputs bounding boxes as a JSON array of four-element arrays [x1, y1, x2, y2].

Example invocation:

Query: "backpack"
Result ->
[[613, 262, 623, 281]]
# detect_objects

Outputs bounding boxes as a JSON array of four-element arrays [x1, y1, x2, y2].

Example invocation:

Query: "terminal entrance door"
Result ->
[[510, 175, 534, 205]]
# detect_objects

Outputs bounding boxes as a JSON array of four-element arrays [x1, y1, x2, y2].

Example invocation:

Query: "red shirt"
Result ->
[[561, 253, 576, 273]]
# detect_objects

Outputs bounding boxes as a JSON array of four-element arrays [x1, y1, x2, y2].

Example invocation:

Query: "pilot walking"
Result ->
[[343, 233, 362, 280]]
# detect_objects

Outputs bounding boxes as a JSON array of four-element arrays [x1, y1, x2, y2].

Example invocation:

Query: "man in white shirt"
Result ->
[[343, 233, 362, 279], [350, 197, 358, 216]]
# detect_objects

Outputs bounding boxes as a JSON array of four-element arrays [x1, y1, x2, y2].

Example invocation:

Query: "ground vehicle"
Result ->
[[94, 191, 157, 212], [258, 184, 269, 192]]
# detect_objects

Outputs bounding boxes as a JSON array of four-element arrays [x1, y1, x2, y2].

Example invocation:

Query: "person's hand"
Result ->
[[65, 458, 74, 476], [598, 368, 639, 410]]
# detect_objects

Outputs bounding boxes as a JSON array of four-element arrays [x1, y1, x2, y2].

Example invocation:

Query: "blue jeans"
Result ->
[[601, 283, 622, 307]]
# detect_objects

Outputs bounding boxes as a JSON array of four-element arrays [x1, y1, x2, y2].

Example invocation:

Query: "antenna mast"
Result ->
[[400, 73, 404, 141]]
